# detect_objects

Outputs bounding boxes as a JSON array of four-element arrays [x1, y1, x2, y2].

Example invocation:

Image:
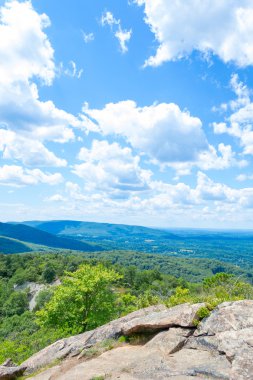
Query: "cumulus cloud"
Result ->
[[169, 143, 247, 178], [101, 11, 132, 53], [194, 172, 253, 208], [149, 172, 253, 210], [53, 170, 253, 228], [73, 140, 152, 195], [0, 1, 84, 169], [83, 101, 207, 163], [213, 75, 253, 156], [82, 100, 245, 175], [136, 0, 253, 67], [0, 129, 66, 167], [0, 0, 55, 85], [0, 165, 63, 186]]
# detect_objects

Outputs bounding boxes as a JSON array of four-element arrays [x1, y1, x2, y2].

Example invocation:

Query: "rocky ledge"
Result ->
[[1, 300, 253, 380]]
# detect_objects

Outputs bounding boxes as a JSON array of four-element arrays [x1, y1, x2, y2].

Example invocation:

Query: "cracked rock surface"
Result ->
[[11, 300, 253, 380]]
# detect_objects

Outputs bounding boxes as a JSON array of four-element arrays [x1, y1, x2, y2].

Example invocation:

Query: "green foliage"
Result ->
[[0, 312, 64, 364], [196, 306, 211, 320], [0, 252, 253, 367], [2, 291, 29, 317], [168, 287, 192, 306], [34, 288, 54, 311], [167, 273, 253, 308], [203, 273, 233, 288], [36, 264, 122, 334], [118, 335, 127, 343], [42, 266, 56, 284], [78, 250, 253, 284], [134, 290, 161, 309], [0, 326, 65, 364]]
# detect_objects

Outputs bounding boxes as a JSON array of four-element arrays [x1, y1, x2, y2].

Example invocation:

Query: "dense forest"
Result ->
[[0, 251, 253, 365]]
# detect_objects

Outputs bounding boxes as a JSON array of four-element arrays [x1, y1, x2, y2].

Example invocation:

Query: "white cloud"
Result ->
[[101, 11, 119, 27], [0, 81, 78, 143], [136, 0, 253, 67], [115, 27, 132, 54], [82, 31, 94, 43], [149, 172, 253, 209], [55, 171, 253, 228], [236, 173, 253, 182], [101, 11, 132, 53], [169, 143, 247, 178], [213, 75, 253, 156], [82, 101, 246, 175], [83, 100, 207, 164], [0, 165, 63, 186], [45, 194, 67, 202], [59, 61, 83, 79], [197, 143, 247, 171], [0, 0, 55, 85], [0, 0, 85, 170], [194, 172, 253, 208], [73, 140, 152, 195], [0, 129, 66, 167]]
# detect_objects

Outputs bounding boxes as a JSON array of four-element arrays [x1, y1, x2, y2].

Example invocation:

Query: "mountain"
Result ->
[[21, 220, 178, 240], [0, 222, 102, 253]]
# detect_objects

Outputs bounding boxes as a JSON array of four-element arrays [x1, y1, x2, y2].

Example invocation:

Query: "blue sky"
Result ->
[[2, 0, 253, 228]]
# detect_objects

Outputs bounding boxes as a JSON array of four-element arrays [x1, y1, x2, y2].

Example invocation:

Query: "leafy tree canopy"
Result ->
[[36, 264, 122, 334]]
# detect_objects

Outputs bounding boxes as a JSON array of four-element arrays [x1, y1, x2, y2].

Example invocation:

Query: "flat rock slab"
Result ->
[[122, 303, 205, 335], [29, 344, 231, 380]]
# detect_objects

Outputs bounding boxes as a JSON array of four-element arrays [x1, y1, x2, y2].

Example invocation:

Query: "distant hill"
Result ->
[[21, 220, 178, 240], [0, 222, 102, 253], [19, 220, 253, 268], [0, 236, 32, 254]]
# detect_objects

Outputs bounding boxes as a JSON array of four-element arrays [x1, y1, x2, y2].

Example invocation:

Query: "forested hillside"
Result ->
[[0, 251, 253, 365], [0, 222, 102, 253]]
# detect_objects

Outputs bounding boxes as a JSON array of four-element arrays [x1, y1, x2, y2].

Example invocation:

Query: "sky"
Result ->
[[2, 0, 253, 228]]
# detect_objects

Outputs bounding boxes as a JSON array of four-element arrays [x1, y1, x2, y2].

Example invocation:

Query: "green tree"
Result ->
[[42, 266, 56, 284], [2, 291, 29, 317], [36, 264, 122, 334]]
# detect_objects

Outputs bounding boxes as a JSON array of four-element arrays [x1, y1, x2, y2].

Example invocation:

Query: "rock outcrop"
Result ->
[[2, 300, 253, 379], [14, 280, 60, 311], [0, 359, 26, 380]]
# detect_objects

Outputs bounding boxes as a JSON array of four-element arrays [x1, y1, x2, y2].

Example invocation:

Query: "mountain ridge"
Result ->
[[0, 222, 102, 253]]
